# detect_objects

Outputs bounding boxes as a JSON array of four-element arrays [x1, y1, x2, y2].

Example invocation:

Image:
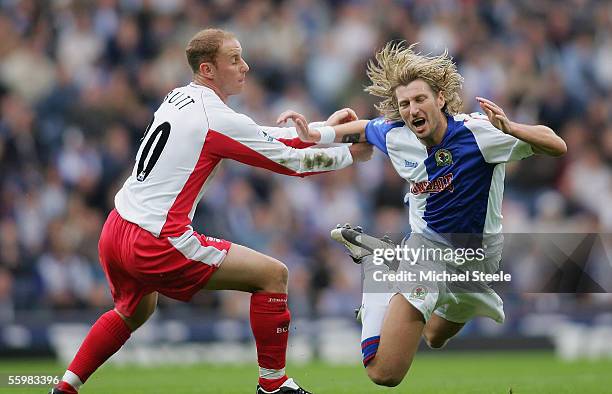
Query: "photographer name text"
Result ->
[[373, 270, 511, 283]]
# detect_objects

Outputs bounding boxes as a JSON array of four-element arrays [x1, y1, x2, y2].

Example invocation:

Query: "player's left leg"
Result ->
[[422, 313, 465, 349], [364, 293, 425, 387], [203, 243, 309, 394]]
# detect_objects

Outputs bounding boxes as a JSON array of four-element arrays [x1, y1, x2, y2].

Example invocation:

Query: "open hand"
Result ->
[[476, 97, 512, 134], [276, 110, 319, 142], [325, 108, 358, 126]]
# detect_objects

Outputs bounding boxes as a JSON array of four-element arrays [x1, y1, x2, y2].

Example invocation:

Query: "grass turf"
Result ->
[[0, 351, 610, 393]]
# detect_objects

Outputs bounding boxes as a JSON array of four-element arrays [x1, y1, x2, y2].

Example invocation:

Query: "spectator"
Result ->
[[0, 0, 610, 318]]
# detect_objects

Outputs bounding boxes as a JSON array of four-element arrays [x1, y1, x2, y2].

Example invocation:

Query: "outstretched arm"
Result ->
[[477, 97, 567, 157], [208, 108, 373, 178], [333, 120, 370, 143], [278, 111, 373, 161], [262, 108, 362, 146], [277, 110, 369, 144]]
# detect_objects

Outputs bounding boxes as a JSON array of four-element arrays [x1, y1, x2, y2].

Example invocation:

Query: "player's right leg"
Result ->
[[203, 244, 310, 394], [51, 210, 159, 394], [424, 287, 505, 349], [50, 293, 158, 394], [362, 293, 425, 387]]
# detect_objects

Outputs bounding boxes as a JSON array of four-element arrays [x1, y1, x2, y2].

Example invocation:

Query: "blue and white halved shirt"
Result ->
[[365, 112, 533, 250]]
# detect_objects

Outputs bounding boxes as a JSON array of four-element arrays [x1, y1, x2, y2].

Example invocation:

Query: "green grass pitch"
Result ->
[[1, 351, 610, 393]]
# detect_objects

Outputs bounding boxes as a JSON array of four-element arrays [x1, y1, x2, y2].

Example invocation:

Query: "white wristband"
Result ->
[[318, 126, 336, 144], [308, 121, 326, 128]]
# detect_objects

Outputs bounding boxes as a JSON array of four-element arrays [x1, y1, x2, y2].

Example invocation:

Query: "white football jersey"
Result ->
[[115, 83, 353, 238]]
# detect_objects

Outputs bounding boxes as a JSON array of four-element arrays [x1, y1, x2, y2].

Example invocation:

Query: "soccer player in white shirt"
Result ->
[[50, 28, 373, 394], [280, 42, 566, 387]]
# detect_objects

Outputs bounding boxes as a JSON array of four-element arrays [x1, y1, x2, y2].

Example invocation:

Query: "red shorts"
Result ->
[[98, 209, 232, 317]]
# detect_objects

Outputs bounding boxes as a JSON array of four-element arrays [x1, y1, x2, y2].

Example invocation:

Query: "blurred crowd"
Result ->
[[1, 0, 611, 323]]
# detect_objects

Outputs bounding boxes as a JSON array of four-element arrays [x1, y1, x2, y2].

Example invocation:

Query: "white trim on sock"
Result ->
[[62, 370, 83, 390], [259, 367, 286, 380]]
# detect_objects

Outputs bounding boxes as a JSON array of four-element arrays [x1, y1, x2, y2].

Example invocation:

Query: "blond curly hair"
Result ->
[[365, 41, 464, 121]]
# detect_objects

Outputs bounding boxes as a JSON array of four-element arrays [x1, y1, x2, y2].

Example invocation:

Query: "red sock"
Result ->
[[62, 310, 131, 389], [250, 292, 290, 391]]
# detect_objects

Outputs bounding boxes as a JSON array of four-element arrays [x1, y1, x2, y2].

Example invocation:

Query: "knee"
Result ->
[[123, 311, 152, 331], [367, 365, 405, 387], [143, 303, 156, 321], [424, 333, 448, 349], [116, 309, 141, 332], [263, 258, 288, 292], [127, 317, 148, 331], [121, 297, 157, 331]]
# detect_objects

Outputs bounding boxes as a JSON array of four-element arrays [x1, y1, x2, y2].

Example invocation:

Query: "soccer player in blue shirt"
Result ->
[[279, 41, 566, 387]]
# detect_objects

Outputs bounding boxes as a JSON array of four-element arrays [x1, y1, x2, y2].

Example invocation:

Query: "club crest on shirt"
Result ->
[[409, 285, 427, 300], [435, 149, 453, 167]]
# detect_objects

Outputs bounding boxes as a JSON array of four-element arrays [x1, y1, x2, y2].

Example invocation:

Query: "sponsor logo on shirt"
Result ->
[[410, 173, 454, 195], [259, 130, 275, 142], [404, 160, 418, 168]]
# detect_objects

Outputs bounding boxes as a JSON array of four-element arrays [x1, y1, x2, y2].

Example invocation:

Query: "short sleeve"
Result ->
[[465, 113, 534, 163], [365, 117, 404, 156]]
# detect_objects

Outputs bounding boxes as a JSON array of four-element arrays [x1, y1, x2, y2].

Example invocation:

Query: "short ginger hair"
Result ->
[[365, 41, 464, 121], [185, 28, 236, 74]]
